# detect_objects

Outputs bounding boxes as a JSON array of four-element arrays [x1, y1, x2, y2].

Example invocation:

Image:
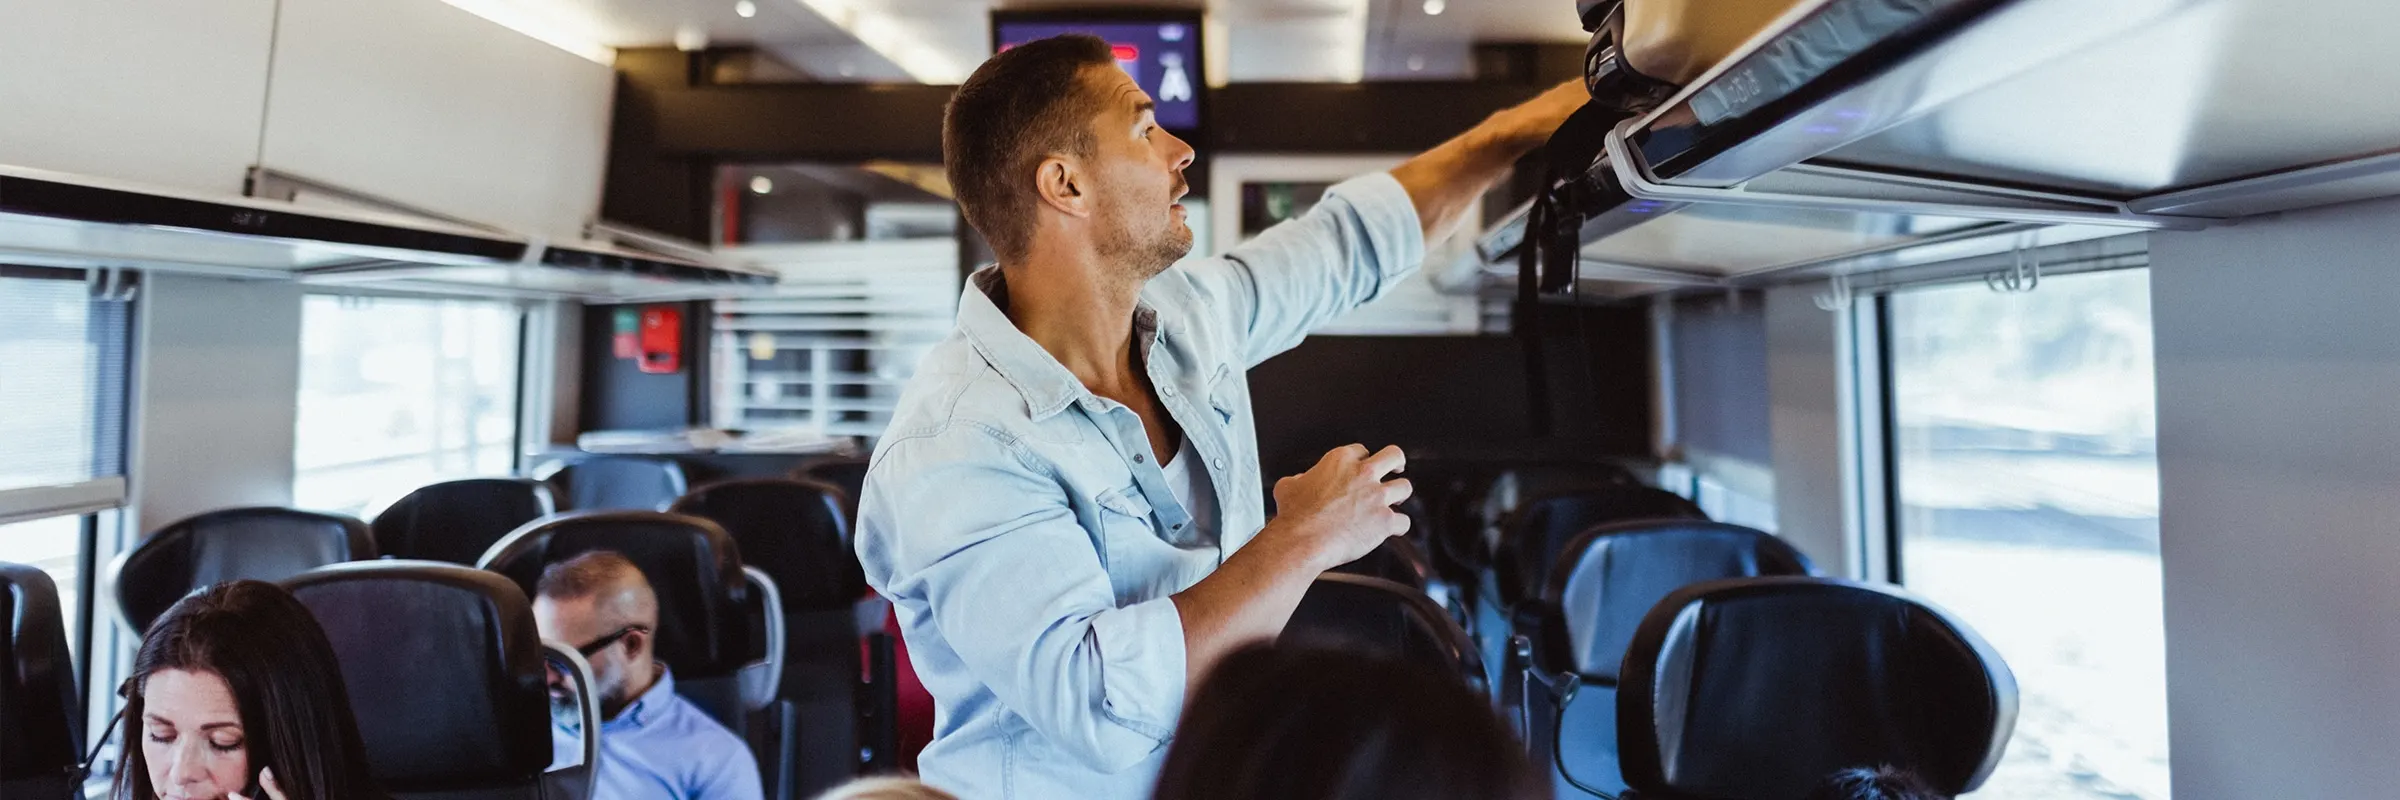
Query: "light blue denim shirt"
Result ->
[[856, 171, 1425, 800]]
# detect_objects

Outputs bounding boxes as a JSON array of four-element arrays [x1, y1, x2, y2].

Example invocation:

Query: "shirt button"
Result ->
[[1134, 454, 1147, 464], [1212, 458, 1226, 470], [1160, 385, 1175, 396]]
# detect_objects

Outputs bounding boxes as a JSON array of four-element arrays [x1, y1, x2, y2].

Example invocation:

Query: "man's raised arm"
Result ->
[[1390, 80, 1592, 243]]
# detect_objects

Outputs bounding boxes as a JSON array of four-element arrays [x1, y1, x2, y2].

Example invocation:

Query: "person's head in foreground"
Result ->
[[811, 775, 959, 800], [114, 580, 380, 800], [1150, 643, 1549, 800], [1803, 766, 1952, 800]]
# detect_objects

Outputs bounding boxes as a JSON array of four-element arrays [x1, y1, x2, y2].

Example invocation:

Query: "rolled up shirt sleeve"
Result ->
[[1177, 170, 1426, 367], [865, 429, 1186, 774]]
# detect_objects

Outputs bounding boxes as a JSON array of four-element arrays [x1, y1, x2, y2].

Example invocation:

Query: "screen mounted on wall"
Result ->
[[992, 10, 1205, 134]]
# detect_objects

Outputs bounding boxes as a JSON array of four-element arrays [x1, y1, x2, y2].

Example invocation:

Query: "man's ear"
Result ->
[[1034, 155, 1090, 218], [624, 627, 651, 660]]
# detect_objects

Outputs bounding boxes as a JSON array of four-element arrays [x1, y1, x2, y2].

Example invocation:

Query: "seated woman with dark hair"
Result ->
[[112, 579, 383, 800], [1805, 766, 1951, 800], [1151, 643, 1547, 800]]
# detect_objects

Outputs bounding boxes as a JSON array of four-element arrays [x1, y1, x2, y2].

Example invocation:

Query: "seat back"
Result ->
[[1501, 486, 1705, 606], [284, 561, 558, 800], [1543, 520, 1812, 682], [1617, 577, 2016, 800], [373, 479, 556, 565], [2, 563, 81, 799], [670, 478, 862, 610], [1328, 536, 1434, 590], [1282, 573, 1484, 691], [544, 456, 687, 512], [792, 457, 868, 519], [670, 478, 865, 799], [112, 507, 375, 633], [479, 511, 761, 727]]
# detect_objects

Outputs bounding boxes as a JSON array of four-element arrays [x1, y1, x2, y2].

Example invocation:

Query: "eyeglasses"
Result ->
[[574, 625, 650, 658]]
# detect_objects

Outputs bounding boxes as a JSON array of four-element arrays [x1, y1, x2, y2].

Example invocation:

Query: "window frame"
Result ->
[[0, 264, 138, 769]]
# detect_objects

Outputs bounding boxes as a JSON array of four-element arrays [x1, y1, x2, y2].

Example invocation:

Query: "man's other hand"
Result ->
[[1270, 444, 1413, 572]]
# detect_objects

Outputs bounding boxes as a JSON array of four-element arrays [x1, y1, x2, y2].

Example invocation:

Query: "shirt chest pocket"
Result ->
[[1206, 365, 1242, 426], [1093, 487, 1189, 605]]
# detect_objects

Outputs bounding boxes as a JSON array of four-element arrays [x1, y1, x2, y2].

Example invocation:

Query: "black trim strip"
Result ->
[[538, 245, 775, 285], [0, 173, 527, 262]]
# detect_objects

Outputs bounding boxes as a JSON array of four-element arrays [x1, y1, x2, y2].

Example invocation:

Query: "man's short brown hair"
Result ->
[[942, 34, 1118, 262]]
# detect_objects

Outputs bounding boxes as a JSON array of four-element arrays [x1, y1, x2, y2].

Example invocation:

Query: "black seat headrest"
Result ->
[[669, 477, 861, 610], [372, 479, 555, 566], [2, 563, 81, 787], [545, 456, 688, 512], [1281, 573, 1484, 691], [1542, 520, 1813, 681], [113, 507, 376, 633], [792, 456, 868, 518], [1328, 537, 1434, 590], [1502, 486, 1706, 605], [284, 561, 551, 791], [1618, 577, 2017, 800], [479, 511, 753, 679]]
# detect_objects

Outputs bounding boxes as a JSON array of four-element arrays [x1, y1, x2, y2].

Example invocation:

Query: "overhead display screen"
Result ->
[[993, 12, 1205, 133]]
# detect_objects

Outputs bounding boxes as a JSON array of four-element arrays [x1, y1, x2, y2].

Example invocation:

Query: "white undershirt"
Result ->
[[1161, 438, 1219, 542]]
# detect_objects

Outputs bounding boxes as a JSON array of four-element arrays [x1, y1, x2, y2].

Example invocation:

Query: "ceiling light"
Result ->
[[749, 177, 774, 195], [437, 0, 615, 65], [1406, 55, 1425, 72], [1423, 0, 1446, 15], [735, 0, 756, 18], [674, 25, 709, 51]]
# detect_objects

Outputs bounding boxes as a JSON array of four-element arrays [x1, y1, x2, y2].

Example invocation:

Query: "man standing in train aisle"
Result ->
[[854, 33, 1590, 800]]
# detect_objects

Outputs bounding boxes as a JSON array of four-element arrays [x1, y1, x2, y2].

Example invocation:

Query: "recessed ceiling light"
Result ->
[[749, 176, 774, 195], [735, 0, 756, 17], [1423, 0, 1446, 15], [1406, 55, 1425, 72]]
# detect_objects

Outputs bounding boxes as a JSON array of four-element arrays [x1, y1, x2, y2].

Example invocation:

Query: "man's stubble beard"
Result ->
[[1095, 190, 1194, 286]]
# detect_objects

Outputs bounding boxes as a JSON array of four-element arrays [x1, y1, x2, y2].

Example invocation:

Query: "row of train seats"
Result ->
[[4, 453, 2021, 800], [1346, 456, 2021, 800], [3, 454, 894, 800]]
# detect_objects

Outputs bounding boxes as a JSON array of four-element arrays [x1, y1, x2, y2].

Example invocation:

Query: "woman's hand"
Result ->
[[231, 767, 288, 800]]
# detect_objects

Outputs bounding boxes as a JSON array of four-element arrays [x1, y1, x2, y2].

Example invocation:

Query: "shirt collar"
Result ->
[[610, 664, 676, 730], [957, 265, 1165, 422]]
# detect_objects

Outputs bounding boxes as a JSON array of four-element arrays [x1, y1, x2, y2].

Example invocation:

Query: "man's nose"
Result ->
[[1165, 129, 1196, 170]]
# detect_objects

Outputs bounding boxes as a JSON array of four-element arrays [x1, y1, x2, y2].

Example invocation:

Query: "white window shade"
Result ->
[[713, 240, 960, 439], [0, 266, 131, 523]]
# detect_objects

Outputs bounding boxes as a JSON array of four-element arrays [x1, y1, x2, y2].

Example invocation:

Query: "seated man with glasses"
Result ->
[[534, 550, 764, 800]]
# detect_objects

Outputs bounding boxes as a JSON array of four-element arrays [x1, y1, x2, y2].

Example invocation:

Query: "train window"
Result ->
[[0, 270, 128, 494], [1885, 269, 2167, 800], [294, 295, 524, 517]]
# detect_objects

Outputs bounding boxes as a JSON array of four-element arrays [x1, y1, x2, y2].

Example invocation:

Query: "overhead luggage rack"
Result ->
[[0, 165, 528, 277], [1489, 0, 2400, 294], [0, 164, 777, 300]]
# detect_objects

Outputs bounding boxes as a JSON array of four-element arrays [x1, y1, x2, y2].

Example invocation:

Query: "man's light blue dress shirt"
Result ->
[[856, 172, 1425, 800], [552, 665, 766, 800]]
